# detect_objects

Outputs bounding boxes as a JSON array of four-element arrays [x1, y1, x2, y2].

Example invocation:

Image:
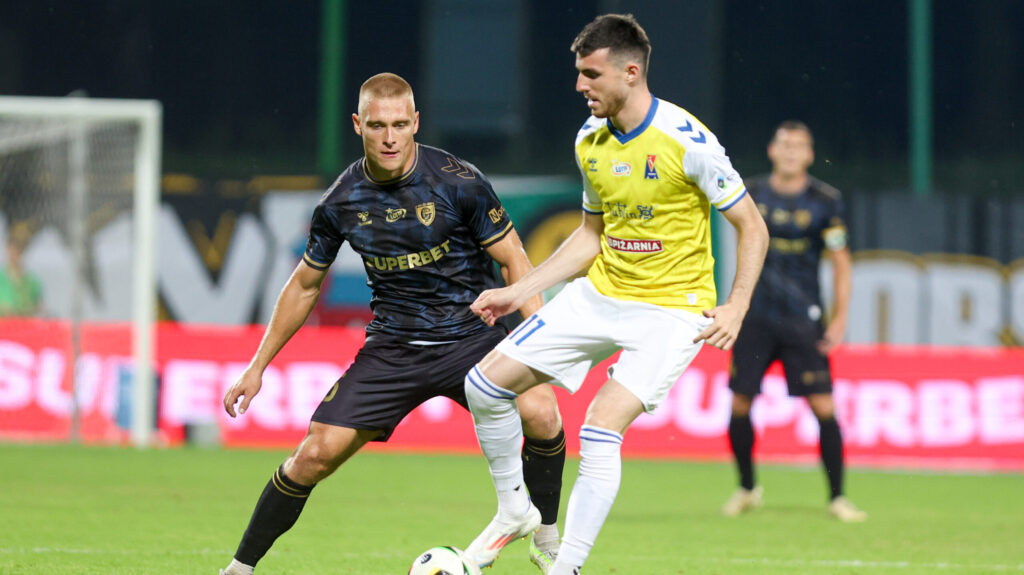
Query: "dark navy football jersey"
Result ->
[[746, 175, 848, 323], [303, 144, 515, 341]]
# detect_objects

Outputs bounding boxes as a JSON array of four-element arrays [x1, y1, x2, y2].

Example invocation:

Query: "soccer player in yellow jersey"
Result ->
[[462, 13, 769, 574]]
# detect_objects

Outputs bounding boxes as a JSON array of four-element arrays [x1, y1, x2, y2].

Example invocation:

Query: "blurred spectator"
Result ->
[[0, 223, 42, 317]]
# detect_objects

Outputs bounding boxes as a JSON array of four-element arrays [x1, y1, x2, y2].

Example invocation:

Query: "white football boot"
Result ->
[[528, 532, 558, 574], [829, 496, 868, 522], [721, 485, 764, 517], [466, 503, 542, 569]]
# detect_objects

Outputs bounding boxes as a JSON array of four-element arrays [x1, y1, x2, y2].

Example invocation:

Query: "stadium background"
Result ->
[[1, 2, 1023, 463]]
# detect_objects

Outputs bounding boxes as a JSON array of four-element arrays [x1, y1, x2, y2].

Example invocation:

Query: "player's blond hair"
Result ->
[[357, 73, 416, 117]]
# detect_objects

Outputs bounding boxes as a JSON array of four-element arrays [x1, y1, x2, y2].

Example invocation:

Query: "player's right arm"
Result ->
[[223, 261, 327, 417], [471, 212, 603, 326]]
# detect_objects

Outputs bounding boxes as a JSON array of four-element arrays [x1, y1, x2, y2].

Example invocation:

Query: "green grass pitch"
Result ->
[[1, 444, 1021, 574]]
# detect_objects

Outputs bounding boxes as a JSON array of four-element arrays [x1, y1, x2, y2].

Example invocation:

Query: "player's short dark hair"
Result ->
[[571, 14, 651, 76], [357, 73, 415, 116], [774, 120, 814, 145]]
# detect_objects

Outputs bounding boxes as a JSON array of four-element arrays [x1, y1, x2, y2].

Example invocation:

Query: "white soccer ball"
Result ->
[[407, 546, 481, 575]]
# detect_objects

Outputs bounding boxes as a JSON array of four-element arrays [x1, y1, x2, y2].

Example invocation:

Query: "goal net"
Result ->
[[0, 97, 161, 447]]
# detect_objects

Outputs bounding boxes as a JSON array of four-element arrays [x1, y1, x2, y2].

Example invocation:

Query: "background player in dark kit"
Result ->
[[723, 120, 865, 522], [218, 73, 566, 575]]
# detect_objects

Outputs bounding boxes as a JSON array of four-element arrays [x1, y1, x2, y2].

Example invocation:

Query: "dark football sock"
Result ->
[[522, 428, 566, 525], [234, 465, 315, 566], [818, 416, 845, 500], [729, 414, 756, 490]]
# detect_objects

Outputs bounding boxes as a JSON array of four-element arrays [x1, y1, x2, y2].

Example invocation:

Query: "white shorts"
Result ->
[[495, 277, 712, 412]]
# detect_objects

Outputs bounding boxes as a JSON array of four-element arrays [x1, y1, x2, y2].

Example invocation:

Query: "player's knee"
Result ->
[[288, 438, 342, 483], [812, 406, 835, 420], [807, 393, 835, 419], [731, 393, 753, 416], [519, 394, 561, 439], [464, 366, 518, 415]]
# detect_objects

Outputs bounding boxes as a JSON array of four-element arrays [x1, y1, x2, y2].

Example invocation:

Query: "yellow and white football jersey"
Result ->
[[575, 97, 746, 312]]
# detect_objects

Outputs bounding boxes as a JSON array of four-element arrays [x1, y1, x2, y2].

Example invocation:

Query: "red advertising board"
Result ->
[[2, 319, 1023, 471]]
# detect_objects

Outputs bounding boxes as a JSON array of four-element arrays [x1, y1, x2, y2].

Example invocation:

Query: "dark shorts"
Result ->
[[310, 326, 506, 441], [729, 317, 833, 397]]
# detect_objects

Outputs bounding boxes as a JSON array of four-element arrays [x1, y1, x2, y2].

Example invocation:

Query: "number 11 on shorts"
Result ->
[[510, 314, 546, 345]]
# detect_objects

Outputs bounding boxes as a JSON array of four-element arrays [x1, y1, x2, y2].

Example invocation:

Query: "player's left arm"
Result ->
[[694, 193, 769, 350], [820, 246, 852, 354], [485, 228, 545, 318]]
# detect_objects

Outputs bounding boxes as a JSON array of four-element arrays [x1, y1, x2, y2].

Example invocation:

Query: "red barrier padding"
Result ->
[[2, 319, 1022, 471]]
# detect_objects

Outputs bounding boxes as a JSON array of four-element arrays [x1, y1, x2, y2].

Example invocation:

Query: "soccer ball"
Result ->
[[407, 546, 481, 575]]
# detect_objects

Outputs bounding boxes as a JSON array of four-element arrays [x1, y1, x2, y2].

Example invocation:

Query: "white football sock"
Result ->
[[464, 366, 530, 516], [554, 425, 623, 571], [534, 523, 560, 552]]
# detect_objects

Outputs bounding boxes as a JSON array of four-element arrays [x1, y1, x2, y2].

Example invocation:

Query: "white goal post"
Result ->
[[0, 96, 161, 448]]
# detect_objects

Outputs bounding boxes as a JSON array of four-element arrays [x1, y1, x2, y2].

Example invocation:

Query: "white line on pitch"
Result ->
[[726, 557, 1024, 571], [0, 547, 406, 560]]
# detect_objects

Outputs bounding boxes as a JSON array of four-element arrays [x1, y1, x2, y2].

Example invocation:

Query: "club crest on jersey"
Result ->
[[357, 211, 372, 226], [611, 160, 632, 177], [416, 202, 435, 226], [385, 208, 406, 223], [794, 209, 812, 229], [644, 154, 659, 180]]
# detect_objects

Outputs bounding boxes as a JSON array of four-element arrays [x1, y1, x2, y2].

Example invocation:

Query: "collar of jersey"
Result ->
[[606, 96, 658, 144], [363, 144, 419, 186]]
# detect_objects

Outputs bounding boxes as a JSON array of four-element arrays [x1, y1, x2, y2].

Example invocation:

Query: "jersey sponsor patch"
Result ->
[[611, 160, 632, 177], [363, 239, 453, 271], [607, 235, 663, 253], [717, 172, 742, 190], [385, 208, 406, 223]]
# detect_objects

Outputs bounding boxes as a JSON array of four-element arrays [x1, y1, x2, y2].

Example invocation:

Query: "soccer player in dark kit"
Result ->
[[218, 73, 566, 575], [722, 120, 866, 522]]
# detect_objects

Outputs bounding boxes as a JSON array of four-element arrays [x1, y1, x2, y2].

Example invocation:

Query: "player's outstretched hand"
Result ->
[[693, 302, 748, 350], [471, 286, 523, 326], [224, 366, 263, 417]]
